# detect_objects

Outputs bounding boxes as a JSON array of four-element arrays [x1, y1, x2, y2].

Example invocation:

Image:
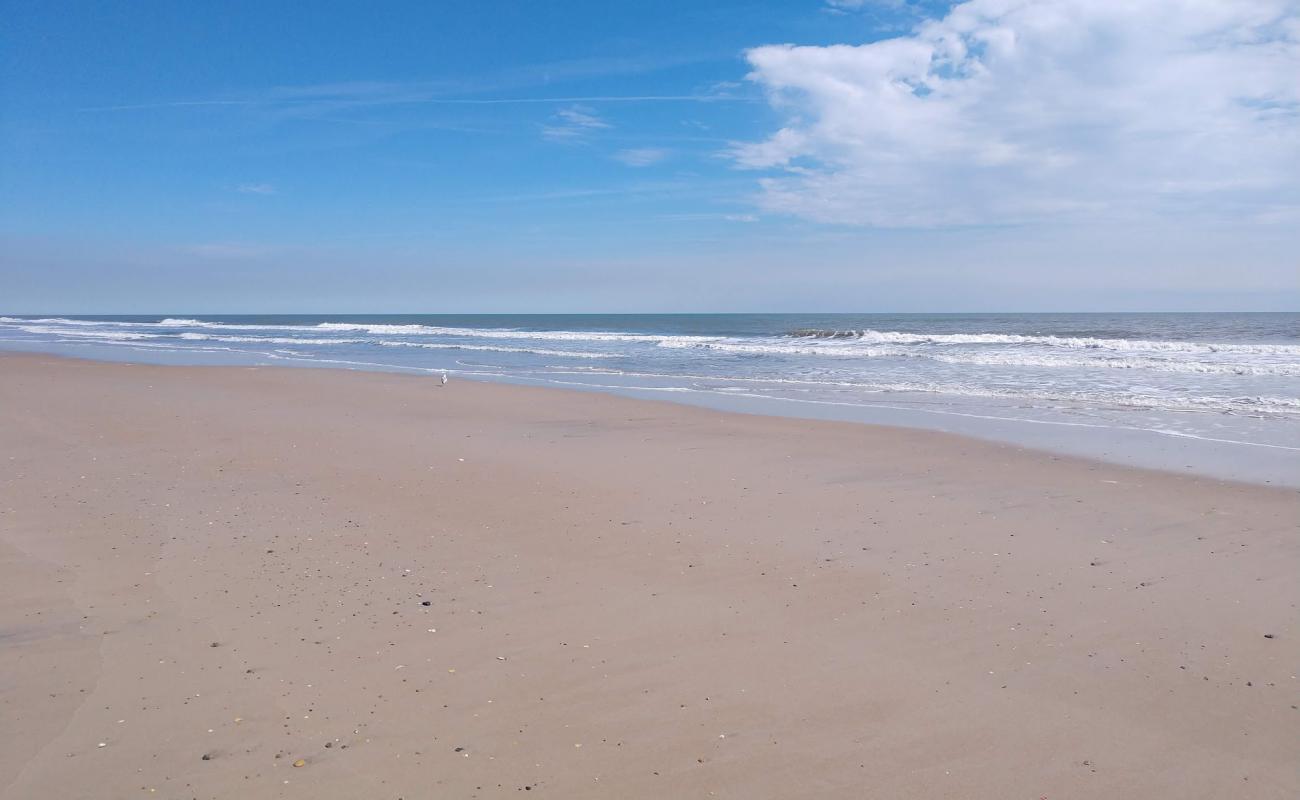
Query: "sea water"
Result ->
[[3, 313, 1297, 486]]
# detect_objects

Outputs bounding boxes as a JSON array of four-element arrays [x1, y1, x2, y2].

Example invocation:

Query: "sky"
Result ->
[[2, 0, 1298, 313]]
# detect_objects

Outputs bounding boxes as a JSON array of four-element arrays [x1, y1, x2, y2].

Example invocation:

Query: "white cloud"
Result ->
[[613, 147, 670, 166], [541, 105, 612, 141], [236, 183, 276, 195], [736, 0, 1300, 227]]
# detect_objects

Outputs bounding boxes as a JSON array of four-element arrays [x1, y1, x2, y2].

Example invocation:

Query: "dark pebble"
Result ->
[[421, 601, 432, 607], [1264, 634, 1274, 639]]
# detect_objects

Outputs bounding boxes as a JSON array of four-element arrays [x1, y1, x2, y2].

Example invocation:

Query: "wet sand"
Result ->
[[1, 352, 1296, 799]]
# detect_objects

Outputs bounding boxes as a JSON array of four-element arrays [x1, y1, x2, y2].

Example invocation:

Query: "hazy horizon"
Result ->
[[5, 310, 1300, 317]]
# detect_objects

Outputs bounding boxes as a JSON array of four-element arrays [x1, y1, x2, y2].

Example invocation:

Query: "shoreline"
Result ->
[[3, 341, 1298, 488], [2, 352, 1297, 798]]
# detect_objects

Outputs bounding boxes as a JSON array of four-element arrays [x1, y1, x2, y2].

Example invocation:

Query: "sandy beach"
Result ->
[[1, 352, 1296, 799]]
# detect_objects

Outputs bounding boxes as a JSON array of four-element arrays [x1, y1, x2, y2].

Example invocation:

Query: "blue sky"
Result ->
[[2, 0, 1297, 312]]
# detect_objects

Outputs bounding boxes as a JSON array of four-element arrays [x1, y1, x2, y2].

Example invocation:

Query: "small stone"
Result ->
[[201, 754, 212, 761], [454, 747, 465, 753], [293, 759, 306, 768], [324, 742, 333, 749], [421, 601, 432, 607], [210, 642, 220, 648], [1264, 634, 1275, 639]]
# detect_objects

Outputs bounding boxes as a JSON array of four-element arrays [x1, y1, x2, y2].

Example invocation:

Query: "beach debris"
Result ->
[[210, 642, 220, 648], [293, 759, 307, 768], [1264, 634, 1275, 639], [201, 753, 212, 761], [421, 600, 432, 606]]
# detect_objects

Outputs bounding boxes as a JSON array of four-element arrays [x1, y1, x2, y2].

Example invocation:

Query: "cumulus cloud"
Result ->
[[736, 0, 1300, 227], [613, 147, 670, 166], [541, 105, 612, 141]]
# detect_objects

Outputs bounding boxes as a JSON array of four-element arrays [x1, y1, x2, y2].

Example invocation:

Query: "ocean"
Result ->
[[3, 313, 1298, 485]]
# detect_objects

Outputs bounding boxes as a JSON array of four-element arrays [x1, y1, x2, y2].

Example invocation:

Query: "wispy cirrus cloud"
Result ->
[[78, 53, 750, 117], [236, 183, 276, 195], [541, 105, 611, 142], [85, 92, 744, 114], [737, 0, 1300, 227]]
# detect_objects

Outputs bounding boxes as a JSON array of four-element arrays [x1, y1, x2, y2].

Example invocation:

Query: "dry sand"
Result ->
[[1, 352, 1296, 799]]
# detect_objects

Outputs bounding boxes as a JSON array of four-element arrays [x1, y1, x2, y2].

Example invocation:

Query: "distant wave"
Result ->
[[20, 316, 1296, 359], [10, 317, 689, 343], [4, 323, 612, 360], [3, 316, 143, 327], [13, 325, 160, 341], [178, 332, 368, 345], [313, 321, 684, 343], [374, 340, 611, 358], [171, 331, 614, 357]]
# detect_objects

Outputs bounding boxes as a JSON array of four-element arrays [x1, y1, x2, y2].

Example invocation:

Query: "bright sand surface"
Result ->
[[1, 352, 1296, 799]]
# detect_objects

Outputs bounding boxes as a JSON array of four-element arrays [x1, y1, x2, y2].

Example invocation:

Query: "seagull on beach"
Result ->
[[440, 371, 448, 386]]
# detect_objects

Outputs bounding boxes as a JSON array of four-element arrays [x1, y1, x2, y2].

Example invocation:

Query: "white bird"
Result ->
[[440, 372, 448, 386]]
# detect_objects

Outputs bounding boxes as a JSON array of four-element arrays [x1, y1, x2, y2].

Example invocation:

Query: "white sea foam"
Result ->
[[375, 340, 611, 358], [178, 333, 367, 345], [656, 337, 1300, 375], [539, 366, 1300, 417], [788, 328, 1300, 356]]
